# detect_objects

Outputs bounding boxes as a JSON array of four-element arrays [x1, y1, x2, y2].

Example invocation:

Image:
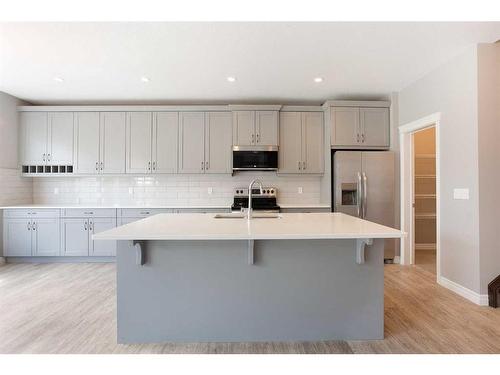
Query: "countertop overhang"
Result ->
[[92, 212, 403, 241]]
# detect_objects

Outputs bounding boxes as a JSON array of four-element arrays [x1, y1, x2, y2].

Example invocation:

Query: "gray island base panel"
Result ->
[[117, 238, 384, 343]]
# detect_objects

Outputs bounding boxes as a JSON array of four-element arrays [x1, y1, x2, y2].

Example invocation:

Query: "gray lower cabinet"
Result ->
[[3, 217, 60, 256], [62, 217, 117, 256], [62, 218, 90, 256]]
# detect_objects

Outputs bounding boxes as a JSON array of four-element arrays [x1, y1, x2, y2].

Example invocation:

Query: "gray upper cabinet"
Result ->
[[179, 112, 232, 174], [331, 106, 389, 149], [100, 112, 126, 174], [126, 112, 153, 174], [75, 112, 101, 174], [279, 111, 324, 174], [302, 112, 324, 174], [48, 112, 74, 165], [20, 112, 48, 165], [331, 107, 360, 147], [233, 111, 255, 146], [278, 112, 303, 173], [255, 111, 278, 145], [359, 108, 389, 147], [233, 110, 278, 146], [154, 112, 178, 174], [178, 112, 206, 173], [20, 112, 74, 166], [205, 112, 232, 174]]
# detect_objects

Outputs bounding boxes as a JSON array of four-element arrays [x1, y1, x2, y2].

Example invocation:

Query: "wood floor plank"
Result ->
[[0, 262, 499, 354]]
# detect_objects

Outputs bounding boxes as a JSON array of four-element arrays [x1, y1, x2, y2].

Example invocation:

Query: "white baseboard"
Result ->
[[393, 255, 401, 264], [438, 276, 488, 306]]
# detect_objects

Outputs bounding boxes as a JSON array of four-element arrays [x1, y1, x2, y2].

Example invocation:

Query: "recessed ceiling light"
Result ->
[[314, 77, 323, 83], [141, 76, 150, 83], [53, 77, 64, 83], [227, 76, 236, 83]]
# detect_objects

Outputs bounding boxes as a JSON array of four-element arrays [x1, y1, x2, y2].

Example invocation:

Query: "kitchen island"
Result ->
[[94, 212, 403, 343]]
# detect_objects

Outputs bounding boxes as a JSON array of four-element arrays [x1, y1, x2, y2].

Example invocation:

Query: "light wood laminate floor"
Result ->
[[415, 250, 437, 275], [0, 262, 499, 354]]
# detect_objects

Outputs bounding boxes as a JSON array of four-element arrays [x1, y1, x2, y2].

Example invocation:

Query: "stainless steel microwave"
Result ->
[[232, 146, 278, 171]]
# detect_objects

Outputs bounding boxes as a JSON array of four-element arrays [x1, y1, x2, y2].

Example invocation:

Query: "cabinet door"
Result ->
[[20, 112, 48, 165], [232, 111, 255, 146], [100, 112, 126, 174], [48, 112, 74, 165], [154, 112, 178, 174], [278, 112, 302, 173], [331, 107, 360, 147], [62, 218, 89, 256], [3, 219, 32, 256], [90, 218, 117, 256], [205, 112, 232, 174], [360, 108, 389, 148], [126, 112, 152, 173], [256, 111, 278, 145], [302, 112, 324, 174], [178, 112, 205, 174], [33, 218, 60, 256], [75, 112, 100, 174]]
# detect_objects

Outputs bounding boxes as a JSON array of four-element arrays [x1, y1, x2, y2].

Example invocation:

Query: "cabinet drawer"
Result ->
[[62, 208, 117, 218], [119, 208, 173, 218], [4, 209, 60, 218]]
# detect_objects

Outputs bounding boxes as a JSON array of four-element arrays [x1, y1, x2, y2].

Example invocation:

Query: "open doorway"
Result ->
[[413, 127, 437, 275], [399, 112, 441, 281]]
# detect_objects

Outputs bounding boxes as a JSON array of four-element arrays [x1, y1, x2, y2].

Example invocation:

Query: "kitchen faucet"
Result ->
[[247, 179, 264, 221]]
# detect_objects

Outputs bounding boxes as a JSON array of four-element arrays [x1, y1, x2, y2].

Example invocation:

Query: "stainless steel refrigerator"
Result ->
[[333, 151, 396, 259]]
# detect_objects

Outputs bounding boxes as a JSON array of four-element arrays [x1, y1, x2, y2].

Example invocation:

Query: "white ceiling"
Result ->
[[0, 22, 499, 104]]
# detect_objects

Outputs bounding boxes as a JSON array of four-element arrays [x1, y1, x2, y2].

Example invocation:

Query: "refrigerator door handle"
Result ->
[[362, 172, 368, 219], [357, 172, 362, 218]]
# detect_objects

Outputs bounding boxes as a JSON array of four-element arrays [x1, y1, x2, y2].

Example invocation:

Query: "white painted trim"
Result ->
[[280, 105, 323, 112], [18, 105, 231, 112], [438, 276, 489, 306], [227, 104, 282, 111], [322, 100, 390, 108], [399, 113, 441, 285]]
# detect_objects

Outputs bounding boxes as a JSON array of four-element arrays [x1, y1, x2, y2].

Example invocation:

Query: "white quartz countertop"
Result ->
[[0, 204, 330, 210], [93, 212, 403, 241]]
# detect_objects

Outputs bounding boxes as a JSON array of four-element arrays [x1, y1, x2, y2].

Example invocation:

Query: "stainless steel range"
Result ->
[[231, 187, 280, 213]]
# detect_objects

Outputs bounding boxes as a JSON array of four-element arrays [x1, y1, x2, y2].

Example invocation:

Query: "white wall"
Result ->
[[398, 46, 481, 293], [0, 91, 33, 257], [477, 43, 500, 294]]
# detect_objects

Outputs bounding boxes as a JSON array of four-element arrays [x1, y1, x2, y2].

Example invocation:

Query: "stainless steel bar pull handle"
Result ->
[[251, 134, 255, 144], [43, 153, 46, 161], [357, 172, 362, 218], [205, 161, 209, 170], [298, 161, 301, 170], [148, 161, 151, 171], [84, 221, 88, 230], [95, 162, 98, 171], [201, 161, 204, 170], [303, 161, 306, 170], [27, 221, 31, 230], [361, 134, 365, 143], [100, 162, 103, 171], [256, 134, 260, 143], [152, 161, 156, 171], [357, 134, 360, 143], [362, 172, 368, 219], [47, 154, 51, 161]]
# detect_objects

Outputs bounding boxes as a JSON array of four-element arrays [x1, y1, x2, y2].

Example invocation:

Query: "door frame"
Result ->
[[399, 113, 441, 280]]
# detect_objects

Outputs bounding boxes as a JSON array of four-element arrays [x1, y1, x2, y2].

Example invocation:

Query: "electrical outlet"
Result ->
[[207, 187, 213, 195], [298, 187, 303, 194], [453, 188, 469, 200]]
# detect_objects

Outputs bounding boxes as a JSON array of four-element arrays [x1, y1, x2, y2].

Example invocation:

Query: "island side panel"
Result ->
[[116, 239, 384, 343]]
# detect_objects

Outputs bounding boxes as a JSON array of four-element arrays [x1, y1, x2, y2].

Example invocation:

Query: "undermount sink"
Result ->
[[213, 213, 282, 219]]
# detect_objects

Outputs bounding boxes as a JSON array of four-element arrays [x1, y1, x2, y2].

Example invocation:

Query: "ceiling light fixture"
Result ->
[[53, 77, 64, 83], [141, 76, 150, 83], [226, 76, 236, 83], [314, 77, 323, 83]]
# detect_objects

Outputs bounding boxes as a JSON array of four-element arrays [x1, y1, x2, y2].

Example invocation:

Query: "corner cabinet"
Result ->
[[178, 112, 232, 174], [20, 111, 74, 166], [330, 105, 389, 149], [278, 111, 324, 174]]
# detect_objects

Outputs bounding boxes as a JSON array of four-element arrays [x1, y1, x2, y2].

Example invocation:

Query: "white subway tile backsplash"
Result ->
[[31, 174, 322, 206], [0, 168, 33, 206]]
